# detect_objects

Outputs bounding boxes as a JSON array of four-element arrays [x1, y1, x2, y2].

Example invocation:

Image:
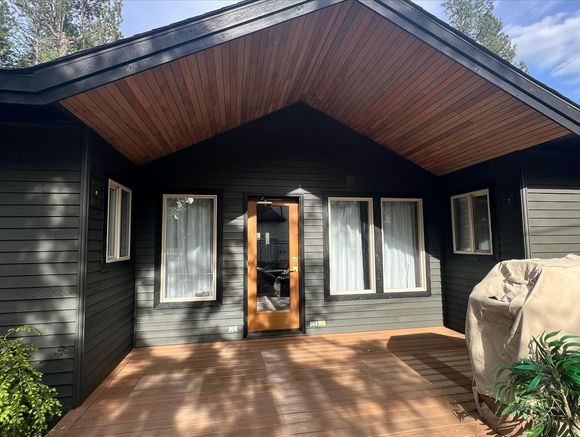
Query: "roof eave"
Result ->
[[0, 0, 343, 104], [362, 0, 579, 135], [0, 0, 578, 135]]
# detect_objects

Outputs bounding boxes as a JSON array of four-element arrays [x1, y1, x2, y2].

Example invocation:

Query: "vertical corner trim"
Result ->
[[73, 128, 91, 407], [518, 152, 532, 259]]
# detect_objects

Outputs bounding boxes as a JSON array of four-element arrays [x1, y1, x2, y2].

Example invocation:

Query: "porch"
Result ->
[[51, 327, 495, 436]]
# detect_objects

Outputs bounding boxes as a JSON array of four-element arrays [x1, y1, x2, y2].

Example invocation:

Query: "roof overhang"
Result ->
[[0, 0, 578, 174]]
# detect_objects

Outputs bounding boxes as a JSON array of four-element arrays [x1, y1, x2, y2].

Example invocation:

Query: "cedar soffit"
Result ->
[[58, 0, 573, 174]]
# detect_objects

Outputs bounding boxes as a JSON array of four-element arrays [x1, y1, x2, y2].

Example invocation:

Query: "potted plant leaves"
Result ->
[[492, 331, 580, 437]]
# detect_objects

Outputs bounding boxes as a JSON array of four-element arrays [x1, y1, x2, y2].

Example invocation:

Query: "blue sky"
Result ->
[[122, 0, 580, 103]]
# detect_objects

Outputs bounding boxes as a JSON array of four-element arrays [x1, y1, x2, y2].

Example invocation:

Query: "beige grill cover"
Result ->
[[465, 255, 580, 433]]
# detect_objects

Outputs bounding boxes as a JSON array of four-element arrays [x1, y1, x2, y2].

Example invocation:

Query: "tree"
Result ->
[[0, 0, 14, 66], [2, 0, 122, 67], [442, 0, 527, 71], [72, 0, 123, 53]]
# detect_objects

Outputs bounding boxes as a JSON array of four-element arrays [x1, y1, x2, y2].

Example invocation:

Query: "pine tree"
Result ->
[[442, 0, 526, 71], [4, 0, 123, 67], [72, 0, 123, 53], [0, 0, 14, 66]]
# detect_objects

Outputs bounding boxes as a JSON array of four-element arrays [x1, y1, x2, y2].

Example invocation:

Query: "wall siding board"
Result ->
[[441, 152, 526, 333], [80, 135, 136, 401], [10, 106, 575, 413], [522, 136, 580, 259], [0, 123, 83, 411], [135, 104, 443, 346]]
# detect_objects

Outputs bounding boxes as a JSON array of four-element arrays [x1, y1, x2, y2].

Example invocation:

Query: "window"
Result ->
[[106, 180, 132, 262], [451, 189, 492, 255], [381, 198, 426, 292], [328, 197, 375, 295], [161, 195, 217, 302]]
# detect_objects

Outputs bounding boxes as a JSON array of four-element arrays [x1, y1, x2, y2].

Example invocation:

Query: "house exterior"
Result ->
[[0, 0, 578, 413]]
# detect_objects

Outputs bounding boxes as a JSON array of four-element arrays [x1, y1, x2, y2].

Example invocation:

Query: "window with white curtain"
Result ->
[[451, 189, 493, 255], [328, 197, 375, 295], [161, 195, 217, 302], [381, 198, 426, 292], [106, 179, 132, 263]]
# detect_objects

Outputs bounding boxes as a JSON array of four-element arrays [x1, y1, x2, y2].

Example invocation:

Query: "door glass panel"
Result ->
[[256, 204, 290, 312]]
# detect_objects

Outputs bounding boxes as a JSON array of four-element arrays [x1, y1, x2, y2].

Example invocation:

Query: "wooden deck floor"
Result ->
[[51, 327, 496, 436]]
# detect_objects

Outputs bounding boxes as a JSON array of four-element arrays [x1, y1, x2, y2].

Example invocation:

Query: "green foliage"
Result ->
[[72, 0, 123, 53], [442, 0, 527, 71], [0, 325, 61, 437], [0, 0, 13, 65], [492, 331, 580, 437], [1, 0, 123, 67]]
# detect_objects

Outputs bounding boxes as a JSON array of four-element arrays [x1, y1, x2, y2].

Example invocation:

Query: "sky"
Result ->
[[121, 0, 580, 103]]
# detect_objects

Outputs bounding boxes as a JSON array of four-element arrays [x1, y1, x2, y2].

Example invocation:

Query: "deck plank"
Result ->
[[50, 327, 496, 436]]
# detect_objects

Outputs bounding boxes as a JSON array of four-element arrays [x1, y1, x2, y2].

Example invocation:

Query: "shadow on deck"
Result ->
[[50, 326, 497, 436]]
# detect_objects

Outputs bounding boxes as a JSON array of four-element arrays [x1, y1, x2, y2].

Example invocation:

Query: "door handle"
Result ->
[[290, 266, 299, 273]]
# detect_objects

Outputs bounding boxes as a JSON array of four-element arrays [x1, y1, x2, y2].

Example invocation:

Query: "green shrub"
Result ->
[[0, 326, 61, 436], [492, 331, 580, 437]]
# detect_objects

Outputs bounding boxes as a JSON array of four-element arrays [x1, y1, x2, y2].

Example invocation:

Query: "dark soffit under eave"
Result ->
[[0, 0, 578, 135]]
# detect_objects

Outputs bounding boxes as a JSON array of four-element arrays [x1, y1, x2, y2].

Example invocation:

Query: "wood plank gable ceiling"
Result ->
[[60, 0, 571, 175]]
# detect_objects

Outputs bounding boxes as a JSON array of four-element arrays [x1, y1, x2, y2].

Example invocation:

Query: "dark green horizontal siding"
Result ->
[[0, 123, 83, 411], [81, 135, 136, 401], [522, 137, 580, 259], [135, 104, 443, 346], [441, 153, 526, 333]]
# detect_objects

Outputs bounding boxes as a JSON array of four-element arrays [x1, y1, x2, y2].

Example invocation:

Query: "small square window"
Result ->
[[451, 189, 492, 255], [106, 180, 132, 262]]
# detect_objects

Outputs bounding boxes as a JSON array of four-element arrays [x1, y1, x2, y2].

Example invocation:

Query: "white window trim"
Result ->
[[450, 189, 493, 256], [160, 194, 218, 303], [380, 198, 427, 293], [328, 196, 376, 295], [106, 179, 132, 263]]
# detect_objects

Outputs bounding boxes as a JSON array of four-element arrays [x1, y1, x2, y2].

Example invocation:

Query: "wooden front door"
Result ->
[[247, 198, 300, 332]]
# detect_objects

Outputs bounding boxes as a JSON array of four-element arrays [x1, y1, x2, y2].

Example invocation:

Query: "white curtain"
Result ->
[[382, 201, 420, 289], [164, 197, 214, 299], [330, 201, 368, 292]]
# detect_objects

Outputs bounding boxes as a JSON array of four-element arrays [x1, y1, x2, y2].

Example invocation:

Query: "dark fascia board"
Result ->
[[0, 0, 578, 135]]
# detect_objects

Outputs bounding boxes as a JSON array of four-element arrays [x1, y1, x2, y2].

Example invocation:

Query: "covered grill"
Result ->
[[466, 255, 580, 434]]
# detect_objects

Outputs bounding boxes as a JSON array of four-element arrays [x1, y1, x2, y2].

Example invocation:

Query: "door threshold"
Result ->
[[246, 329, 303, 340]]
